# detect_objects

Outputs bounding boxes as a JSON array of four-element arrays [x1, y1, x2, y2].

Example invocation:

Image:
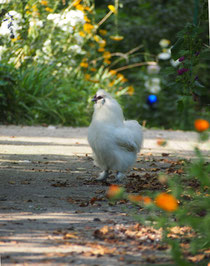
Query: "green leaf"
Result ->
[[193, 80, 207, 96], [171, 38, 184, 60]]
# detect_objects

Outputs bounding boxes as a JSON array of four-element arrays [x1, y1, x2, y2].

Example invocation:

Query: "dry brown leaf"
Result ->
[[63, 233, 78, 239], [188, 254, 205, 262]]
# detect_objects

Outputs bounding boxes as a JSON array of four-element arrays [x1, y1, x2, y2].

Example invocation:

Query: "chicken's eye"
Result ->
[[97, 96, 103, 100]]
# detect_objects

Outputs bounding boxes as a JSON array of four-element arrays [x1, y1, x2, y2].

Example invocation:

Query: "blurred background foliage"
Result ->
[[0, 0, 209, 129]]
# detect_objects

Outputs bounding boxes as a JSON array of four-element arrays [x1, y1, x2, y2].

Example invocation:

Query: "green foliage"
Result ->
[[96, 0, 209, 130], [0, 63, 20, 123], [0, 0, 209, 128], [0, 0, 130, 125], [16, 65, 91, 125]]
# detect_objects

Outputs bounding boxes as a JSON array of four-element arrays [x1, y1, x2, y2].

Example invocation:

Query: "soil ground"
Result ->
[[0, 126, 209, 265]]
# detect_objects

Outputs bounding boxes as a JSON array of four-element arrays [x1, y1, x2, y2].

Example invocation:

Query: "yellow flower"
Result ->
[[110, 35, 124, 41], [117, 73, 124, 79], [90, 67, 97, 72], [32, 5, 38, 12], [104, 59, 111, 64], [80, 62, 88, 68], [194, 119, 209, 132], [127, 86, 134, 95], [109, 70, 117, 76], [109, 80, 115, 87], [99, 39, 106, 48], [103, 51, 111, 59], [73, 0, 81, 7], [11, 37, 18, 42], [85, 74, 91, 80], [25, 4, 30, 10], [99, 29, 107, 36], [79, 31, 85, 37], [83, 23, 94, 33], [75, 4, 84, 11], [45, 7, 53, 12], [155, 193, 178, 212], [40, 0, 48, 6], [117, 73, 127, 82], [108, 5, 116, 14], [85, 6, 91, 12], [93, 35, 100, 42], [98, 47, 105, 52], [84, 15, 90, 22], [159, 39, 171, 48], [26, 10, 32, 15]]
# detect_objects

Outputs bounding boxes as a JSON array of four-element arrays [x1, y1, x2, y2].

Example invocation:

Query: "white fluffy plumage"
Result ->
[[88, 89, 143, 182]]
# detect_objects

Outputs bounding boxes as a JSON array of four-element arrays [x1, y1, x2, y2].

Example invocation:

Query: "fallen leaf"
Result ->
[[188, 254, 205, 263], [162, 153, 169, 157], [51, 181, 68, 187], [90, 197, 97, 205], [63, 233, 78, 239]]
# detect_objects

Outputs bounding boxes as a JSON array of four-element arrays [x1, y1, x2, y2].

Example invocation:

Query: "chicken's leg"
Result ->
[[96, 170, 109, 181]]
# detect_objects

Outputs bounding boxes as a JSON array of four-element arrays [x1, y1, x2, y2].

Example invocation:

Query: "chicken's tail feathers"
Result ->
[[124, 120, 143, 152]]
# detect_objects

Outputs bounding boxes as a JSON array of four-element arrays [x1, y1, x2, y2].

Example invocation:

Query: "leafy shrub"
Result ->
[[0, 0, 209, 128], [96, 0, 209, 130], [0, 0, 130, 125], [0, 63, 20, 123]]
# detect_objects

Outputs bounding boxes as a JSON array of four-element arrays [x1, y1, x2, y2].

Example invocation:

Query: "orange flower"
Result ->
[[109, 70, 117, 76], [128, 194, 152, 204], [194, 119, 209, 132], [128, 194, 143, 203], [143, 196, 152, 204], [127, 86, 134, 95], [157, 139, 167, 146], [155, 193, 178, 212], [107, 185, 124, 199]]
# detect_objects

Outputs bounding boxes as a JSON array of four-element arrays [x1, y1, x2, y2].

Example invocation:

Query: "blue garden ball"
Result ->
[[147, 94, 157, 105]]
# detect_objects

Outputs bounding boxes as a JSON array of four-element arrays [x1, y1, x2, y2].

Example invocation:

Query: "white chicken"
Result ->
[[88, 89, 143, 182]]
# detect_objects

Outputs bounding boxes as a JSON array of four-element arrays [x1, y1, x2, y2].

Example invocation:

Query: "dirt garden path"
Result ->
[[0, 126, 209, 265]]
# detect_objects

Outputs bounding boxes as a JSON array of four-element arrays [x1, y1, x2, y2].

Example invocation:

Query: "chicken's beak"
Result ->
[[92, 95, 97, 102]]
